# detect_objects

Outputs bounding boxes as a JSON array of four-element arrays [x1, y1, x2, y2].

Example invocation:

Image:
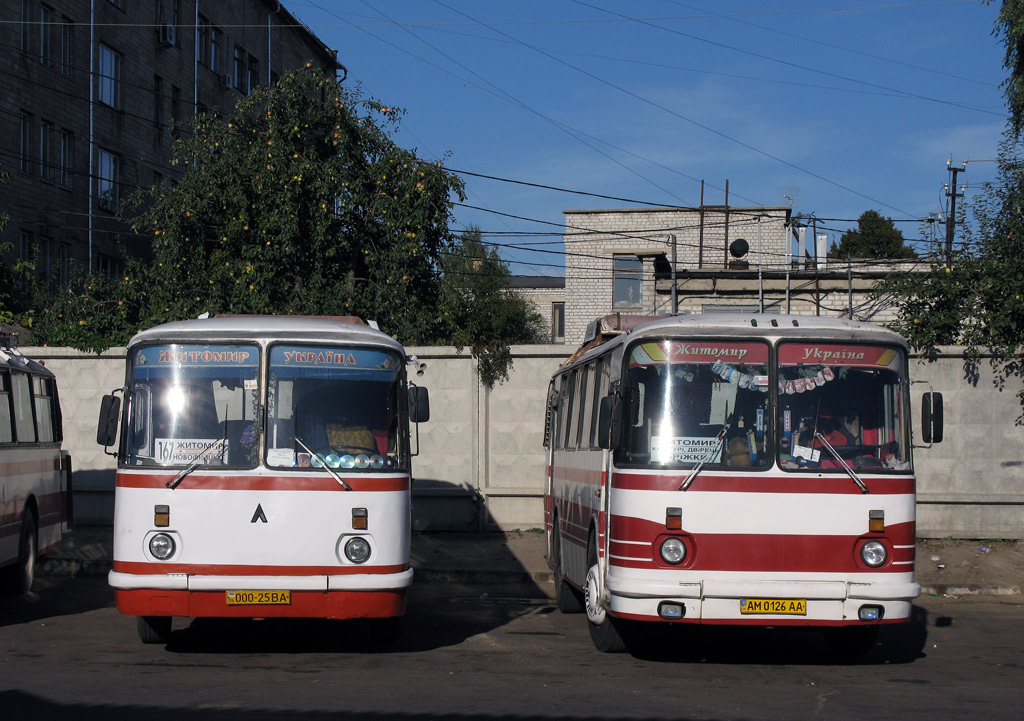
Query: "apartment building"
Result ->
[[1, 0, 340, 295]]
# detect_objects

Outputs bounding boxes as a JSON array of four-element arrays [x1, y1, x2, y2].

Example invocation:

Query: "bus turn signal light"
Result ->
[[869, 510, 884, 533], [154, 505, 170, 527], [666, 507, 682, 530], [352, 507, 368, 530]]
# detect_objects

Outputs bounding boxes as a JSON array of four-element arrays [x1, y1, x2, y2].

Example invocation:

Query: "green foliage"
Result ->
[[828, 210, 916, 260], [882, 136, 1024, 419], [995, 0, 1024, 138], [27, 68, 537, 386], [438, 228, 542, 388]]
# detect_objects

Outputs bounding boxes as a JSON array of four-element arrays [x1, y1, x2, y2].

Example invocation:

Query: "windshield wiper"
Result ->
[[166, 435, 227, 489], [814, 432, 869, 494], [680, 422, 731, 491], [294, 435, 352, 491], [167, 409, 230, 490]]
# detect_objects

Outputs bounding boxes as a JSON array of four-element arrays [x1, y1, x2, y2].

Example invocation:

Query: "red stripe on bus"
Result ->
[[610, 471, 915, 495], [115, 472, 411, 492], [609, 516, 916, 573], [115, 588, 406, 620], [112, 560, 409, 575]]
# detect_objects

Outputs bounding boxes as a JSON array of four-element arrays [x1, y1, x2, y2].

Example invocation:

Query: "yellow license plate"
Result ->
[[225, 590, 291, 606], [740, 598, 807, 615]]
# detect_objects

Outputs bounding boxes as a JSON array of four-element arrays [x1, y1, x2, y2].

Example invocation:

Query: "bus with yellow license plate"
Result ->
[[544, 313, 943, 654], [97, 316, 428, 644]]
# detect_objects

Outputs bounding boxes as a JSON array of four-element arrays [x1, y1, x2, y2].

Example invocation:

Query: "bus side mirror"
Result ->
[[597, 396, 621, 450], [921, 391, 943, 444], [96, 394, 121, 447], [409, 386, 430, 424]]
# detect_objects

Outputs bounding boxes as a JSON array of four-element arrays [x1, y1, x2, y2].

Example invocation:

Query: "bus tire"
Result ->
[[551, 517, 583, 614], [137, 615, 172, 645], [585, 539, 627, 653], [8, 510, 38, 596]]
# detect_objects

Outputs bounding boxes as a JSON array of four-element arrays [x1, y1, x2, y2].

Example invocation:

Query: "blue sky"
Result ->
[[288, 1, 1008, 275]]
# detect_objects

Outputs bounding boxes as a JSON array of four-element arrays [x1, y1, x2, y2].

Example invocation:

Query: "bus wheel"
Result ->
[[137, 615, 172, 645], [551, 520, 582, 614], [9, 511, 38, 595], [584, 543, 627, 653], [823, 625, 879, 658]]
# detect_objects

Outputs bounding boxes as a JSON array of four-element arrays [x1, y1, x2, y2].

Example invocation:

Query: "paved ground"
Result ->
[[39, 525, 1023, 596]]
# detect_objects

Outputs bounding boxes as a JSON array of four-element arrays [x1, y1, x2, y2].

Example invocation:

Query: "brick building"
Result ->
[[512, 206, 917, 347], [2, 0, 339, 295]]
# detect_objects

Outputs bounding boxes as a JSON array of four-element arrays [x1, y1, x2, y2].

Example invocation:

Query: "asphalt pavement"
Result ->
[[38, 524, 1021, 596]]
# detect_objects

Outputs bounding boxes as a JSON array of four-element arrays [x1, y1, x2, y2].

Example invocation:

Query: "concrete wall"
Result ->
[[25, 343, 1024, 538]]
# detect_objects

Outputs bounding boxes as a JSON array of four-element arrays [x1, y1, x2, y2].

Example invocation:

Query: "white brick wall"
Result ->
[[563, 207, 792, 345]]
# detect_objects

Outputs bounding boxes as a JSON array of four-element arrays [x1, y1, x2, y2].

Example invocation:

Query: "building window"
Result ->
[[153, 75, 163, 130], [98, 44, 121, 109], [210, 27, 221, 72], [21, 0, 31, 54], [19, 111, 32, 175], [61, 17, 74, 78], [233, 45, 245, 91], [170, 85, 182, 137], [551, 302, 565, 343], [612, 255, 642, 308], [39, 4, 53, 66], [197, 16, 208, 66], [97, 148, 119, 212], [247, 55, 260, 94], [39, 120, 53, 182], [96, 253, 123, 279], [59, 129, 74, 189]]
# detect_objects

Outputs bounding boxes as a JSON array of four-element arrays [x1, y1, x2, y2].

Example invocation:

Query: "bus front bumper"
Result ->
[[108, 569, 413, 619], [606, 575, 921, 625]]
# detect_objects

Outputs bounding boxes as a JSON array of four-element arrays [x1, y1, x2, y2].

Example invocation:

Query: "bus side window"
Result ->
[[10, 372, 36, 444], [32, 376, 56, 443], [0, 371, 13, 443]]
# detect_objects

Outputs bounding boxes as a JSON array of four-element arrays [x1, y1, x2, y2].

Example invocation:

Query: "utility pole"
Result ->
[[945, 160, 966, 269]]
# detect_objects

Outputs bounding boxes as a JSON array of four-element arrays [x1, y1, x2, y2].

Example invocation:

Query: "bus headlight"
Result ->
[[344, 536, 371, 564], [149, 533, 176, 560], [660, 537, 687, 565], [861, 540, 887, 567]]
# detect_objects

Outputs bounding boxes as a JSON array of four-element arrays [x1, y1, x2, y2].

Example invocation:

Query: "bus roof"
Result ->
[[0, 338, 56, 378], [565, 312, 908, 369], [128, 315, 406, 353]]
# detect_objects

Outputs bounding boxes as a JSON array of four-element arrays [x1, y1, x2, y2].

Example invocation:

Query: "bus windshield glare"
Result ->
[[777, 342, 910, 472], [618, 340, 771, 468], [265, 344, 406, 471], [126, 344, 260, 467]]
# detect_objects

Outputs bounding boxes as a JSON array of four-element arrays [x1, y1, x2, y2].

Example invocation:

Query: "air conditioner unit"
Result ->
[[158, 24, 176, 46], [219, 74, 232, 89]]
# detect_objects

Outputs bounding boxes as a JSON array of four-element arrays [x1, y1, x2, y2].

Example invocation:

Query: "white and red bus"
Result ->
[[0, 336, 72, 595], [545, 313, 942, 654], [97, 316, 428, 644]]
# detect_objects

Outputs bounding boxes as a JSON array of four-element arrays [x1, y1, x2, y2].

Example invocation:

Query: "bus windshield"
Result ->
[[777, 342, 910, 472], [265, 344, 406, 471], [618, 340, 771, 468], [125, 344, 260, 467]]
